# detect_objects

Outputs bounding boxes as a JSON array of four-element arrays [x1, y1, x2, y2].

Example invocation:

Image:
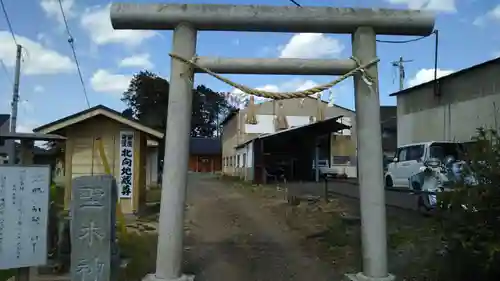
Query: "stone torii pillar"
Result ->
[[110, 4, 435, 281]]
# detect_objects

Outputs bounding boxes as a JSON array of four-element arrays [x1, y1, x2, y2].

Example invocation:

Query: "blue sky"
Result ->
[[0, 0, 499, 132]]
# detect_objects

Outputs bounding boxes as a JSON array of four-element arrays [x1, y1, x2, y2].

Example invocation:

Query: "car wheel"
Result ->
[[385, 175, 393, 188]]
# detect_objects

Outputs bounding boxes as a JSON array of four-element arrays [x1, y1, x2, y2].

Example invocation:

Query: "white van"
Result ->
[[385, 141, 465, 189]]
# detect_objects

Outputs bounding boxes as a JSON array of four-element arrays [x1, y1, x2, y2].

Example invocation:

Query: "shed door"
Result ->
[[198, 157, 211, 173]]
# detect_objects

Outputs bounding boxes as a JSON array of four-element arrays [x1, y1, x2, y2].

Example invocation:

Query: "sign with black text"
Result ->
[[119, 131, 134, 199]]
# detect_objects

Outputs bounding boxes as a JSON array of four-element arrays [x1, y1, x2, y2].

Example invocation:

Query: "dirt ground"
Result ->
[[182, 174, 339, 281], [182, 174, 437, 281]]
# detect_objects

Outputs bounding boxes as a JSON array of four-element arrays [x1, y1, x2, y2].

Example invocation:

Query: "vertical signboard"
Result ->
[[119, 131, 134, 199], [0, 165, 50, 270]]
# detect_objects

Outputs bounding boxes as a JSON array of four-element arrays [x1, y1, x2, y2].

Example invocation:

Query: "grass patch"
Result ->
[[0, 270, 13, 281], [217, 174, 243, 183], [146, 188, 162, 203], [119, 232, 158, 281], [386, 213, 441, 280], [249, 184, 440, 280], [217, 175, 285, 198], [216, 176, 441, 279]]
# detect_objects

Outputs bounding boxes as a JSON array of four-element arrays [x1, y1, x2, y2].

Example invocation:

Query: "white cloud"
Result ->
[[473, 5, 500, 26], [386, 0, 457, 12], [279, 33, 344, 59], [229, 78, 329, 107], [40, 0, 76, 24], [36, 33, 52, 47], [295, 80, 318, 92], [17, 124, 34, 133], [81, 4, 157, 47], [408, 68, 455, 87], [119, 53, 154, 69], [16, 118, 40, 133], [34, 85, 45, 93], [90, 69, 131, 94], [19, 100, 34, 113], [0, 32, 75, 75]]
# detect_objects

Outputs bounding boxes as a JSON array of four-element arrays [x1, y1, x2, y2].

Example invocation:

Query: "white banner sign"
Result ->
[[0, 165, 50, 269], [119, 131, 134, 199]]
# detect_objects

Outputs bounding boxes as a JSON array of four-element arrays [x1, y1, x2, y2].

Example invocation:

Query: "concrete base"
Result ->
[[142, 274, 195, 281], [345, 272, 395, 281]]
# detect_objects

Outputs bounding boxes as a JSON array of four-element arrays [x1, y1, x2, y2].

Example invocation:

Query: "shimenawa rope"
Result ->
[[169, 53, 380, 100]]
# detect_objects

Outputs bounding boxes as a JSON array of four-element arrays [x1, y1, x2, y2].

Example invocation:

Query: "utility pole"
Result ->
[[391, 56, 413, 91], [10, 44, 31, 281], [8, 44, 22, 165]]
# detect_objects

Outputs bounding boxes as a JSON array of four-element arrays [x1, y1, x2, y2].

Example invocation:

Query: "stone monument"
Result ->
[[70, 175, 118, 281]]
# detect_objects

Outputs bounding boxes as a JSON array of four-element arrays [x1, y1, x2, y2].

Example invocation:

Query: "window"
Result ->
[[243, 153, 246, 167], [429, 142, 464, 161], [397, 148, 407, 162], [237, 155, 240, 167], [333, 156, 350, 165], [406, 145, 424, 161]]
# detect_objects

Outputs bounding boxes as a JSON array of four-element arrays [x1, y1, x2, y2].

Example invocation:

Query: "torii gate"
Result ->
[[110, 4, 435, 281]]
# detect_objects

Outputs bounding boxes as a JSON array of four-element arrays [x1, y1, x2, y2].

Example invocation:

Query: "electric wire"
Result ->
[[286, 0, 439, 88], [433, 30, 439, 96], [0, 0, 18, 45], [376, 32, 434, 44], [58, 0, 91, 108]]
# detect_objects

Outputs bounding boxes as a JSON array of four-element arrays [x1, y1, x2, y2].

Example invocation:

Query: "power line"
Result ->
[[433, 29, 439, 97], [288, 0, 301, 7], [0, 0, 18, 45], [376, 30, 436, 44], [58, 0, 91, 108]]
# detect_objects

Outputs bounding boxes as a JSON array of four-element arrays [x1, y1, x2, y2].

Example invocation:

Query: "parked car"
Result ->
[[385, 141, 465, 189]]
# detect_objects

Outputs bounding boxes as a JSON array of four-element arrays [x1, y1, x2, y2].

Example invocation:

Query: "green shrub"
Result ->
[[433, 128, 500, 281], [118, 232, 157, 281], [0, 270, 13, 281]]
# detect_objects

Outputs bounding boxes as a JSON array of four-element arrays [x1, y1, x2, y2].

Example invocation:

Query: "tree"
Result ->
[[122, 71, 170, 131], [121, 71, 235, 137], [194, 85, 234, 137], [121, 108, 134, 119]]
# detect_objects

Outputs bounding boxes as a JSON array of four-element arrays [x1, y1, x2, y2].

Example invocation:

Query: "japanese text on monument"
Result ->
[[71, 176, 116, 281]]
